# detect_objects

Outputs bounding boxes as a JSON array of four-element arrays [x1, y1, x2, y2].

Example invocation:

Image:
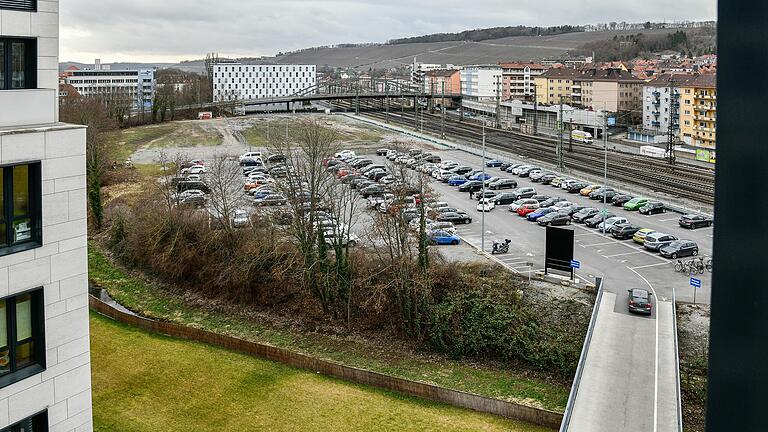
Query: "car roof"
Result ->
[[630, 288, 649, 298]]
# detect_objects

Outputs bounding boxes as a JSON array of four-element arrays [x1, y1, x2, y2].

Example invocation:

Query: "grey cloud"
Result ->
[[60, 0, 716, 62]]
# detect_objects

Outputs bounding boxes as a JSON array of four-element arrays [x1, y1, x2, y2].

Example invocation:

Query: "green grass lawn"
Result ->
[[88, 245, 569, 412], [90, 312, 550, 432]]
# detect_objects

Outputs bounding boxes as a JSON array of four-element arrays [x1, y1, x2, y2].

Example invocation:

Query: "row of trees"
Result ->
[[575, 29, 717, 61], [387, 25, 583, 45]]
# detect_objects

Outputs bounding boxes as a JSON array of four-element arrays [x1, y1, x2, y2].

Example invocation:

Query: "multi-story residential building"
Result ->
[[61, 60, 155, 110], [678, 73, 717, 148], [422, 70, 461, 96], [212, 63, 316, 102], [642, 73, 683, 133], [0, 0, 93, 431], [498, 62, 547, 101], [410, 61, 458, 85], [460, 65, 502, 102], [534, 67, 642, 112]]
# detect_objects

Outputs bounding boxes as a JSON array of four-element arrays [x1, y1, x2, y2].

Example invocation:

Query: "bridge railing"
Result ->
[[559, 277, 605, 432]]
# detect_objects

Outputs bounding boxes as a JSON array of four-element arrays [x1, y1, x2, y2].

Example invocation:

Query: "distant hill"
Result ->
[[60, 27, 712, 74]]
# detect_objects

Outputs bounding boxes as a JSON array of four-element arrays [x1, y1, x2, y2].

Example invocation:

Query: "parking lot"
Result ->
[[368, 145, 714, 308]]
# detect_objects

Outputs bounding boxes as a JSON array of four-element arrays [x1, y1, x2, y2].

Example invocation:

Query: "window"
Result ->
[[0, 410, 47, 432], [0, 163, 41, 256], [0, 289, 45, 389], [0, 38, 36, 90], [0, 0, 36, 11]]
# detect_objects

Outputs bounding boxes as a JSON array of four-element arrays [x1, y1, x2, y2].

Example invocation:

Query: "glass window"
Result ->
[[0, 289, 44, 389], [0, 38, 35, 90], [14, 293, 33, 368], [0, 300, 7, 377], [0, 43, 4, 90], [10, 42, 25, 89]]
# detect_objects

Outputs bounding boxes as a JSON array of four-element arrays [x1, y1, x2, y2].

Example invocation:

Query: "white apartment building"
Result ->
[[642, 74, 682, 133], [0, 1, 92, 431], [460, 65, 502, 102], [410, 60, 458, 84], [212, 63, 316, 102], [62, 61, 155, 110]]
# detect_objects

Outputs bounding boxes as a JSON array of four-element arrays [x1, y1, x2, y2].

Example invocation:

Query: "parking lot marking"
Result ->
[[629, 262, 672, 270], [659, 218, 679, 222], [603, 251, 643, 258], [581, 241, 616, 248]]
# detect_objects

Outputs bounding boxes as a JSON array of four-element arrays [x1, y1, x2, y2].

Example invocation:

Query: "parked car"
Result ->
[[423, 155, 442, 163], [550, 177, 567, 188], [572, 208, 599, 223], [537, 212, 572, 226], [627, 288, 653, 315], [474, 191, 497, 202], [567, 182, 589, 193], [526, 207, 559, 222], [232, 210, 250, 228], [254, 193, 287, 206], [623, 197, 650, 211], [477, 198, 496, 212], [375, 148, 390, 156], [580, 185, 602, 196], [470, 172, 493, 182], [561, 205, 589, 216], [437, 212, 472, 224], [239, 152, 262, 163], [539, 174, 558, 184], [550, 201, 574, 211], [660, 240, 699, 259], [518, 166, 541, 177], [266, 154, 287, 164], [589, 187, 617, 201], [448, 175, 469, 186], [458, 181, 484, 193], [323, 231, 360, 248], [531, 194, 551, 203], [632, 228, 656, 244], [639, 202, 666, 215], [539, 197, 566, 208], [451, 166, 474, 175], [485, 159, 503, 167], [489, 179, 518, 190], [611, 194, 634, 206], [529, 171, 549, 182], [491, 192, 519, 205], [517, 203, 541, 217], [584, 212, 617, 228], [679, 214, 713, 229], [426, 221, 456, 234], [643, 232, 679, 252], [510, 187, 536, 199], [596, 216, 629, 233], [427, 230, 461, 245], [505, 163, 524, 173], [509, 198, 539, 212], [178, 180, 211, 194], [611, 224, 641, 240], [360, 184, 385, 198]]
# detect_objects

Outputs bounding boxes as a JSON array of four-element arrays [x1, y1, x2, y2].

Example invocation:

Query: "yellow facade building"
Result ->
[[678, 74, 717, 148], [534, 68, 642, 112]]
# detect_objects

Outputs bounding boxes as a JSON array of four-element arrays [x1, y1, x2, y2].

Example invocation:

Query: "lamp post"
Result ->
[[481, 117, 487, 252]]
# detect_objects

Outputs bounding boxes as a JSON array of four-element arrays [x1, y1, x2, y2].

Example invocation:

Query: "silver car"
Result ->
[[643, 232, 679, 251]]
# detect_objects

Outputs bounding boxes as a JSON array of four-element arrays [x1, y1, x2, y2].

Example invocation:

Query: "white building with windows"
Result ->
[[0, 1, 92, 431], [212, 63, 316, 102], [460, 65, 502, 102], [61, 60, 155, 110], [642, 73, 682, 133]]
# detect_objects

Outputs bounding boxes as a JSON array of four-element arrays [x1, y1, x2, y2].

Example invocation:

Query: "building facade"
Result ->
[[460, 65, 502, 102], [422, 70, 461, 96], [535, 68, 642, 112], [679, 73, 717, 148], [498, 62, 547, 101], [212, 63, 316, 102], [0, 0, 93, 431], [410, 61, 457, 85], [642, 73, 682, 133], [61, 61, 155, 110]]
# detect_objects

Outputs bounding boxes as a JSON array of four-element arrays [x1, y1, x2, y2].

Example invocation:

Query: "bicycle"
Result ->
[[703, 256, 713, 272]]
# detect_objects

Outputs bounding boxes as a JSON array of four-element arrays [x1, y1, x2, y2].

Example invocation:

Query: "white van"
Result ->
[[571, 130, 594, 144]]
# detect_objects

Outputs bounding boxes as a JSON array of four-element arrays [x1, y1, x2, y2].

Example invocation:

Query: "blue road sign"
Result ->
[[570, 260, 581, 269], [690, 278, 702, 288]]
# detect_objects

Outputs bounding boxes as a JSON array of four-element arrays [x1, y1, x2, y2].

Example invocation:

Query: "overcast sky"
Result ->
[[60, 0, 717, 63]]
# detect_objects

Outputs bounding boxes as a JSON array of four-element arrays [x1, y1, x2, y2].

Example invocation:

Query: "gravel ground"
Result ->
[[676, 303, 710, 432]]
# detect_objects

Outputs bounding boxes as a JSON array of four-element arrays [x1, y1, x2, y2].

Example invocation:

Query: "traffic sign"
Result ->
[[570, 260, 581, 269], [690, 278, 702, 288]]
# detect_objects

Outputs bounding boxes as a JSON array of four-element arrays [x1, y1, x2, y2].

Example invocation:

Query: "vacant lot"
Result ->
[[90, 312, 550, 432], [107, 121, 224, 161]]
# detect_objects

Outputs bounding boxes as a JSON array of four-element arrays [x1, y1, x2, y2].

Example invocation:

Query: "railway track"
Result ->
[[332, 101, 715, 206]]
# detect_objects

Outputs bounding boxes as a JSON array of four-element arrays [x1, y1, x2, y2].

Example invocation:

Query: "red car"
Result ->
[[517, 203, 540, 217]]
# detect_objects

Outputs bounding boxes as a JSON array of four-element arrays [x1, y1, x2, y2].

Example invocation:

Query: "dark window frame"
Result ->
[[0, 409, 48, 432], [0, 161, 42, 257], [0, 0, 37, 12], [0, 287, 46, 390], [0, 37, 37, 90]]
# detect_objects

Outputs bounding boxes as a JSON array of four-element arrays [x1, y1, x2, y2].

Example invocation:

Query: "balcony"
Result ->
[[652, 110, 661, 116], [652, 91, 661, 97], [652, 100, 661, 107], [694, 114, 717, 122], [696, 93, 716, 100], [695, 104, 716, 111], [694, 125, 716, 133], [651, 120, 661, 127], [0, 89, 58, 128]]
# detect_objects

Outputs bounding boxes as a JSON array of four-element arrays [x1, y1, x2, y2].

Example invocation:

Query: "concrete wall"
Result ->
[[90, 296, 563, 430], [0, 125, 91, 431]]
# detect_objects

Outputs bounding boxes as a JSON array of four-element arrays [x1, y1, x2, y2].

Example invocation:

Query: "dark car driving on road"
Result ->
[[628, 288, 653, 315]]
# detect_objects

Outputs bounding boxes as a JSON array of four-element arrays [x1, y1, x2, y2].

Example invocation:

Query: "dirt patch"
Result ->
[[677, 302, 710, 432]]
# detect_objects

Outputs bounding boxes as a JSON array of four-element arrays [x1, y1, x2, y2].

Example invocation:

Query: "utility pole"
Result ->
[[666, 76, 678, 165], [533, 84, 539, 135], [568, 116, 574, 152], [481, 122, 487, 253], [602, 110, 609, 235], [355, 77, 360, 115]]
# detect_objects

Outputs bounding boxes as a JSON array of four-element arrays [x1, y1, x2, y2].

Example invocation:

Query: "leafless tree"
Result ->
[[206, 154, 246, 234]]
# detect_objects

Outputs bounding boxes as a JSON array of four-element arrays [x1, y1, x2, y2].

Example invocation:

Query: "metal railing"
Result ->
[[559, 277, 605, 432]]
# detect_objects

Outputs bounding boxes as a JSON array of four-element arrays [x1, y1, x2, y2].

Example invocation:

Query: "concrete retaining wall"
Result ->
[[89, 295, 563, 429]]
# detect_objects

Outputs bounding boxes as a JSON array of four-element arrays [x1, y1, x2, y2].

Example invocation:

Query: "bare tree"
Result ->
[[206, 154, 246, 234]]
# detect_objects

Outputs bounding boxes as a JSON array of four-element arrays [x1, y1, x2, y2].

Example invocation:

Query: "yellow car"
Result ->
[[632, 228, 656, 244], [580, 184, 601, 196]]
